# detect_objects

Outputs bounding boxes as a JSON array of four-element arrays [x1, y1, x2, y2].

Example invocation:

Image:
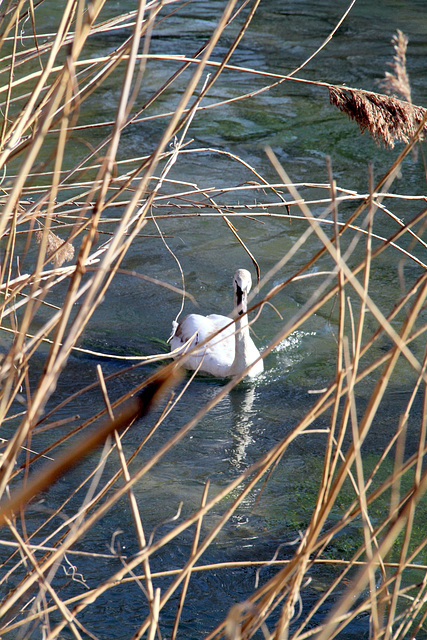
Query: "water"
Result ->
[[2, 1, 427, 638]]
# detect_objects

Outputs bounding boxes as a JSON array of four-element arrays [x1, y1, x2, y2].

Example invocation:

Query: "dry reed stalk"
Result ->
[[171, 480, 210, 640], [1, 331, 341, 633], [383, 351, 427, 640], [309, 159, 347, 554], [316, 457, 427, 640], [200, 158, 427, 639], [2, 2, 427, 639], [0, 0, 187, 495], [268, 152, 422, 376], [0, 363, 180, 526], [34, 0, 239, 398], [0, 2, 276, 635], [1, 278, 426, 636], [97, 364, 156, 608], [291, 420, 427, 636]]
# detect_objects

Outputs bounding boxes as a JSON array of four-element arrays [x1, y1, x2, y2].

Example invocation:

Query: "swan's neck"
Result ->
[[232, 294, 252, 373]]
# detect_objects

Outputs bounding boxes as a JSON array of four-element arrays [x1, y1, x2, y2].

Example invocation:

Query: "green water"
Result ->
[[2, 1, 427, 638]]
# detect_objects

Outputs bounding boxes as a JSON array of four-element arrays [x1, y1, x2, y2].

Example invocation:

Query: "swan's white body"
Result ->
[[170, 269, 263, 378]]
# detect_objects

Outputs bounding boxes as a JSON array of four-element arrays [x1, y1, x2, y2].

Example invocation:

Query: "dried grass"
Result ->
[[0, 3, 427, 640]]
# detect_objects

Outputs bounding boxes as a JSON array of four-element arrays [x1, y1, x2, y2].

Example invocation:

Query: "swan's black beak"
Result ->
[[235, 283, 246, 315]]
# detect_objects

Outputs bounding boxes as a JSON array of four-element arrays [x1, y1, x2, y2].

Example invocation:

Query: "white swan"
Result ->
[[170, 269, 263, 378]]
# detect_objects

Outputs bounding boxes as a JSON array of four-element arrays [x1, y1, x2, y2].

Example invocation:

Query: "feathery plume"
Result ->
[[379, 30, 411, 103], [36, 229, 75, 268], [329, 30, 426, 148], [328, 86, 426, 148]]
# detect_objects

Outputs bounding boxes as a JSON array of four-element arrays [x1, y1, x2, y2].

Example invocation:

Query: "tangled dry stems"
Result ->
[[0, 2, 426, 640]]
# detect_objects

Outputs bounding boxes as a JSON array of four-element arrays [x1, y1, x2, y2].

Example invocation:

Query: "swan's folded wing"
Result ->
[[170, 313, 235, 375]]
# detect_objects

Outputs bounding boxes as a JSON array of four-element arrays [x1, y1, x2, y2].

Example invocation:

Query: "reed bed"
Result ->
[[0, 1, 427, 639]]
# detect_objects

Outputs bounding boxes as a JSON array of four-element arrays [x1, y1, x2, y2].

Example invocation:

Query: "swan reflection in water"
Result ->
[[170, 269, 264, 471], [228, 383, 259, 471]]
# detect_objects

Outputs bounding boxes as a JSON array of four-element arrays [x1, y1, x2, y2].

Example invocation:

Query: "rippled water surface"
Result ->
[[4, 1, 427, 638]]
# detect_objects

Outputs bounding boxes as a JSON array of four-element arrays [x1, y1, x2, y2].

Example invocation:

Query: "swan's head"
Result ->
[[233, 269, 252, 314]]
